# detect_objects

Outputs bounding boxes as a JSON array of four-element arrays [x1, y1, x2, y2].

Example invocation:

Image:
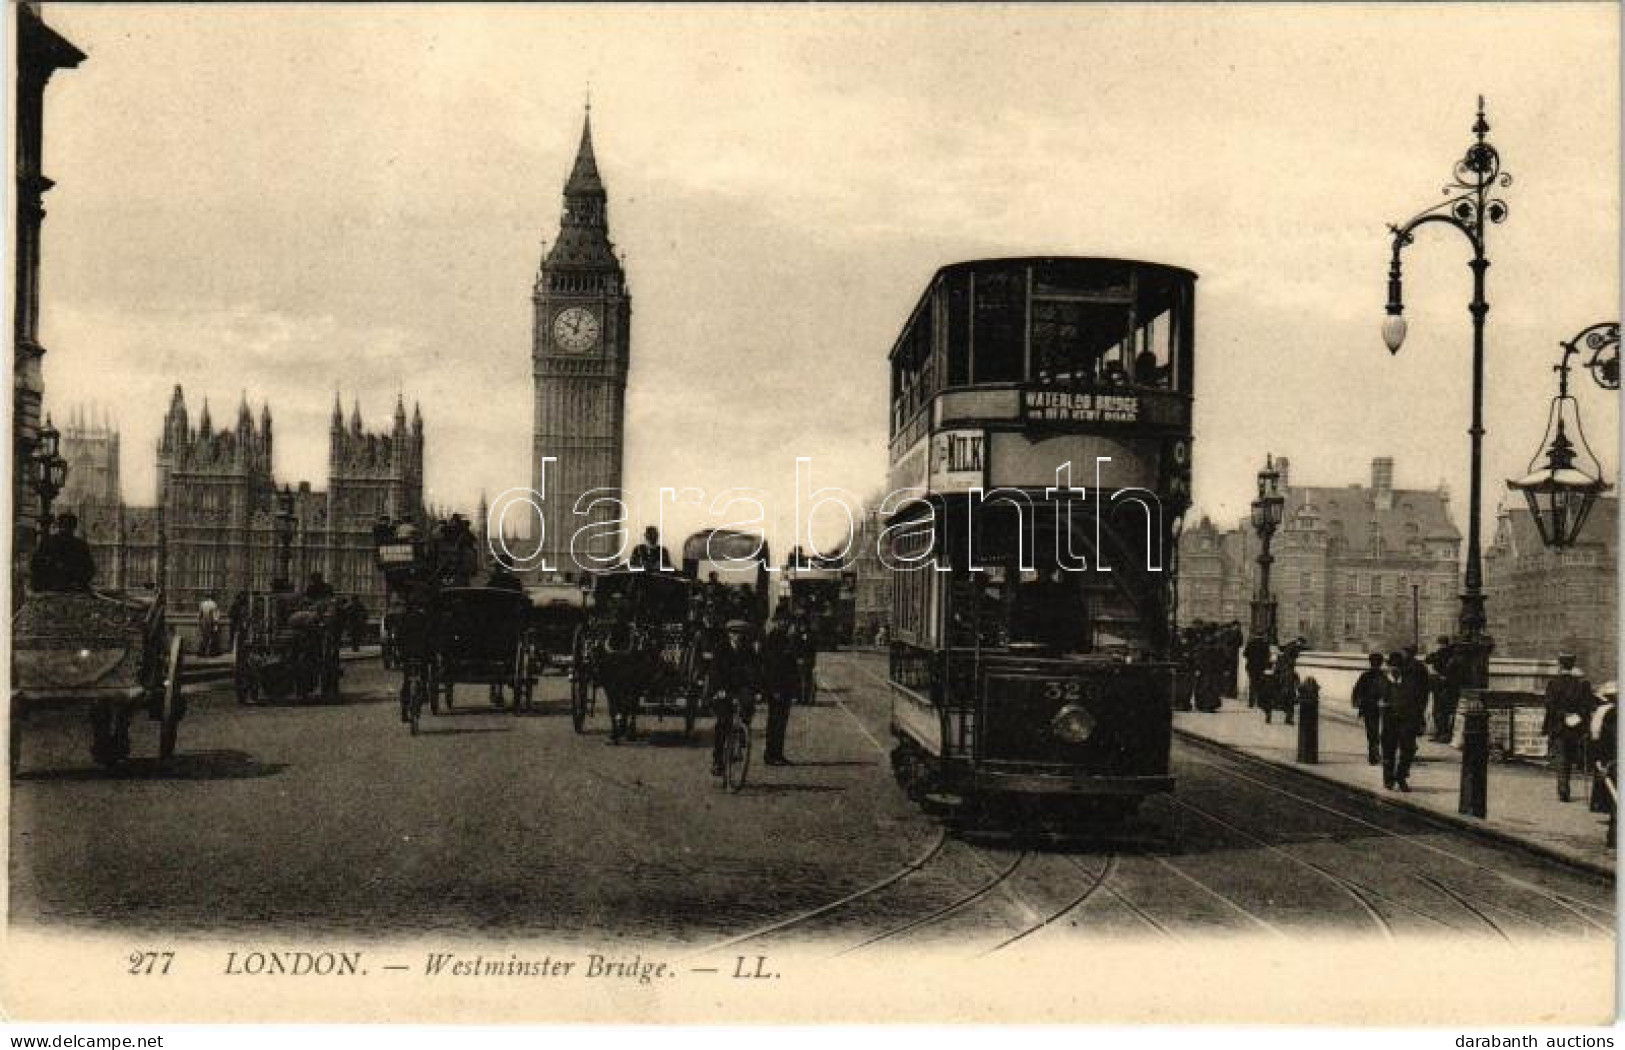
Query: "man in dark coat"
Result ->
[[1382, 650, 1427, 791], [1222, 621, 1244, 699], [788, 608, 819, 706], [1196, 628, 1226, 713], [1425, 635, 1460, 743], [1243, 633, 1271, 709], [1351, 652, 1388, 766], [630, 525, 672, 573], [1543, 652, 1597, 803], [1402, 645, 1432, 742], [762, 609, 799, 765]]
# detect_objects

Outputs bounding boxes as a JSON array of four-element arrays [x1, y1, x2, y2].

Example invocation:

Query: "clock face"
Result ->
[[553, 306, 601, 353]]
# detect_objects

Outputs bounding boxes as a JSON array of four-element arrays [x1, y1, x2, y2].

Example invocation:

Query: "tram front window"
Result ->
[[948, 562, 1153, 658], [949, 506, 1161, 658]]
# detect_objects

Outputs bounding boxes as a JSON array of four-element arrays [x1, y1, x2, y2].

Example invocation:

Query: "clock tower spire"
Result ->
[[531, 105, 630, 578]]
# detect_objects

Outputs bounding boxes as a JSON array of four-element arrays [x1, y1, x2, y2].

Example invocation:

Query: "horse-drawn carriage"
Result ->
[[11, 590, 186, 773], [569, 569, 701, 739], [232, 591, 344, 704], [376, 532, 539, 734], [525, 581, 586, 676]]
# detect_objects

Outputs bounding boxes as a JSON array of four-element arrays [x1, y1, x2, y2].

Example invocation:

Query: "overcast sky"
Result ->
[[36, 4, 1619, 556]]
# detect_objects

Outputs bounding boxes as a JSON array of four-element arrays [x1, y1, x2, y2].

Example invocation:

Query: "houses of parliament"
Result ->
[[56, 389, 426, 614], [55, 104, 635, 607]]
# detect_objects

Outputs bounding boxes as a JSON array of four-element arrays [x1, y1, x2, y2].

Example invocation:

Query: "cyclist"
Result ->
[[710, 619, 762, 777]]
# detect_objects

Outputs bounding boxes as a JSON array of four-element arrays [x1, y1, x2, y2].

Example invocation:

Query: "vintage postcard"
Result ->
[[5, 2, 1618, 1026]]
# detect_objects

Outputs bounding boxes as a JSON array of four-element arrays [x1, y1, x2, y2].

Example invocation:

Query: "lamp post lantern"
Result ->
[[1508, 322, 1616, 549], [31, 415, 68, 531], [1249, 454, 1285, 647], [1381, 97, 1511, 819]]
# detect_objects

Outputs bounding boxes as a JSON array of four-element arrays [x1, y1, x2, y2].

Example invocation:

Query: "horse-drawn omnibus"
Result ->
[[778, 560, 855, 650], [882, 257, 1194, 817], [682, 528, 771, 623]]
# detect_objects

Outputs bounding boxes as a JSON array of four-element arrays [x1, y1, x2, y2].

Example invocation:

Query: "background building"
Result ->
[[531, 109, 631, 578], [12, 3, 84, 593], [1484, 494, 1617, 680], [1178, 456, 1461, 652], [850, 503, 893, 641], [56, 387, 426, 614]]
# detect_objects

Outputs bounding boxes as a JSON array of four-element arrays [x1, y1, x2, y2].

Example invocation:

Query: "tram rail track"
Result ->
[[1185, 756, 1616, 935]]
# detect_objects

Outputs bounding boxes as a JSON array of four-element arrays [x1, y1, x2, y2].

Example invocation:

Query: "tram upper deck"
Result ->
[[886, 257, 1196, 504]]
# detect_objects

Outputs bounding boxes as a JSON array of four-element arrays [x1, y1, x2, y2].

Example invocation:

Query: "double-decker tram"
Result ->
[[882, 257, 1195, 818]]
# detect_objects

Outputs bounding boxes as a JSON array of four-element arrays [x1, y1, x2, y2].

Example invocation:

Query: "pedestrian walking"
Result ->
[[1196, 629, 1225, 713], [1243, 633, 1270, 709], [1543, 652, 1597, 803], [1382, 650, 1426, 791], [1589, 682, 1616, 845], [227, 590, 250, 653], [1425, 634, 1460, 743], [763, 609, 798, 765], [1351, 652, 1388, 766], [1222, 620, 1244, 699], [197, 592, 220, 658]]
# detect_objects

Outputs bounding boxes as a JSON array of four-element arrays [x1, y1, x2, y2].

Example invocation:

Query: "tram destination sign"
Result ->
[[1022, 389, 1140, 424]]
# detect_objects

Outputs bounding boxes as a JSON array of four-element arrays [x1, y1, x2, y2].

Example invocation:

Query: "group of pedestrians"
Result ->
[[1350, 647, 1434, 791], [1176, 620, 1242, 713]]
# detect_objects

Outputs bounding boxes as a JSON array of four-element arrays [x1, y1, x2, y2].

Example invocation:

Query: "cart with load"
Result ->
[[11, 590, 186, 773]]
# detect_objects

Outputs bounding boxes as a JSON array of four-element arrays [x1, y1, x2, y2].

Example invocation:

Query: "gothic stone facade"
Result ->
[[1177, 457, 1462, 653], [57, 386, 425, 615], [532, 110, 630, 579]]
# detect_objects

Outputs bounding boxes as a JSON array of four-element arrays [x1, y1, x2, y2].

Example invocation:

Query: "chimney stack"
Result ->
[[1372, 457, 1394, 510]]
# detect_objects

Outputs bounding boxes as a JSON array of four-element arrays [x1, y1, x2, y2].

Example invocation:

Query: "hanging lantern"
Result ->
[[1507, 397, 1610, 548]]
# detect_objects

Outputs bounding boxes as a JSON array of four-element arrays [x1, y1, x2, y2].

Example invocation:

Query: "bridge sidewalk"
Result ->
[[1173, 697, 1615, 879]]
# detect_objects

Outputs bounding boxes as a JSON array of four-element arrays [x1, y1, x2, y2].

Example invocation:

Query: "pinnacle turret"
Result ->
[[564, 106, 604, 197]]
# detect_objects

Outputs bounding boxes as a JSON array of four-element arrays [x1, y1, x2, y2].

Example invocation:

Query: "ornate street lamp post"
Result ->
[[31, 415, 68, 529], [1508, 322, 1616, 548], [1249, 454, 1285, 646], [1381, 97, 1511, 819], [273, 485, 296, 592]]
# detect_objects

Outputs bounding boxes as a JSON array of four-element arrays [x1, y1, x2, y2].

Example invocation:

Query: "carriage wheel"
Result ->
[[159, 634, 185, 762], [723, 710, 751, 793], [427, 665, 441, 715]]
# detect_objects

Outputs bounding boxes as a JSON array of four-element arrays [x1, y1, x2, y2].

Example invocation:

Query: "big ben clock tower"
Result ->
[[532, 107, 630, 577]]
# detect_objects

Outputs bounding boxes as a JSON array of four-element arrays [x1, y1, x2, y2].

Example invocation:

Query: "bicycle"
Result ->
[[718, 687, 755, 793]]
